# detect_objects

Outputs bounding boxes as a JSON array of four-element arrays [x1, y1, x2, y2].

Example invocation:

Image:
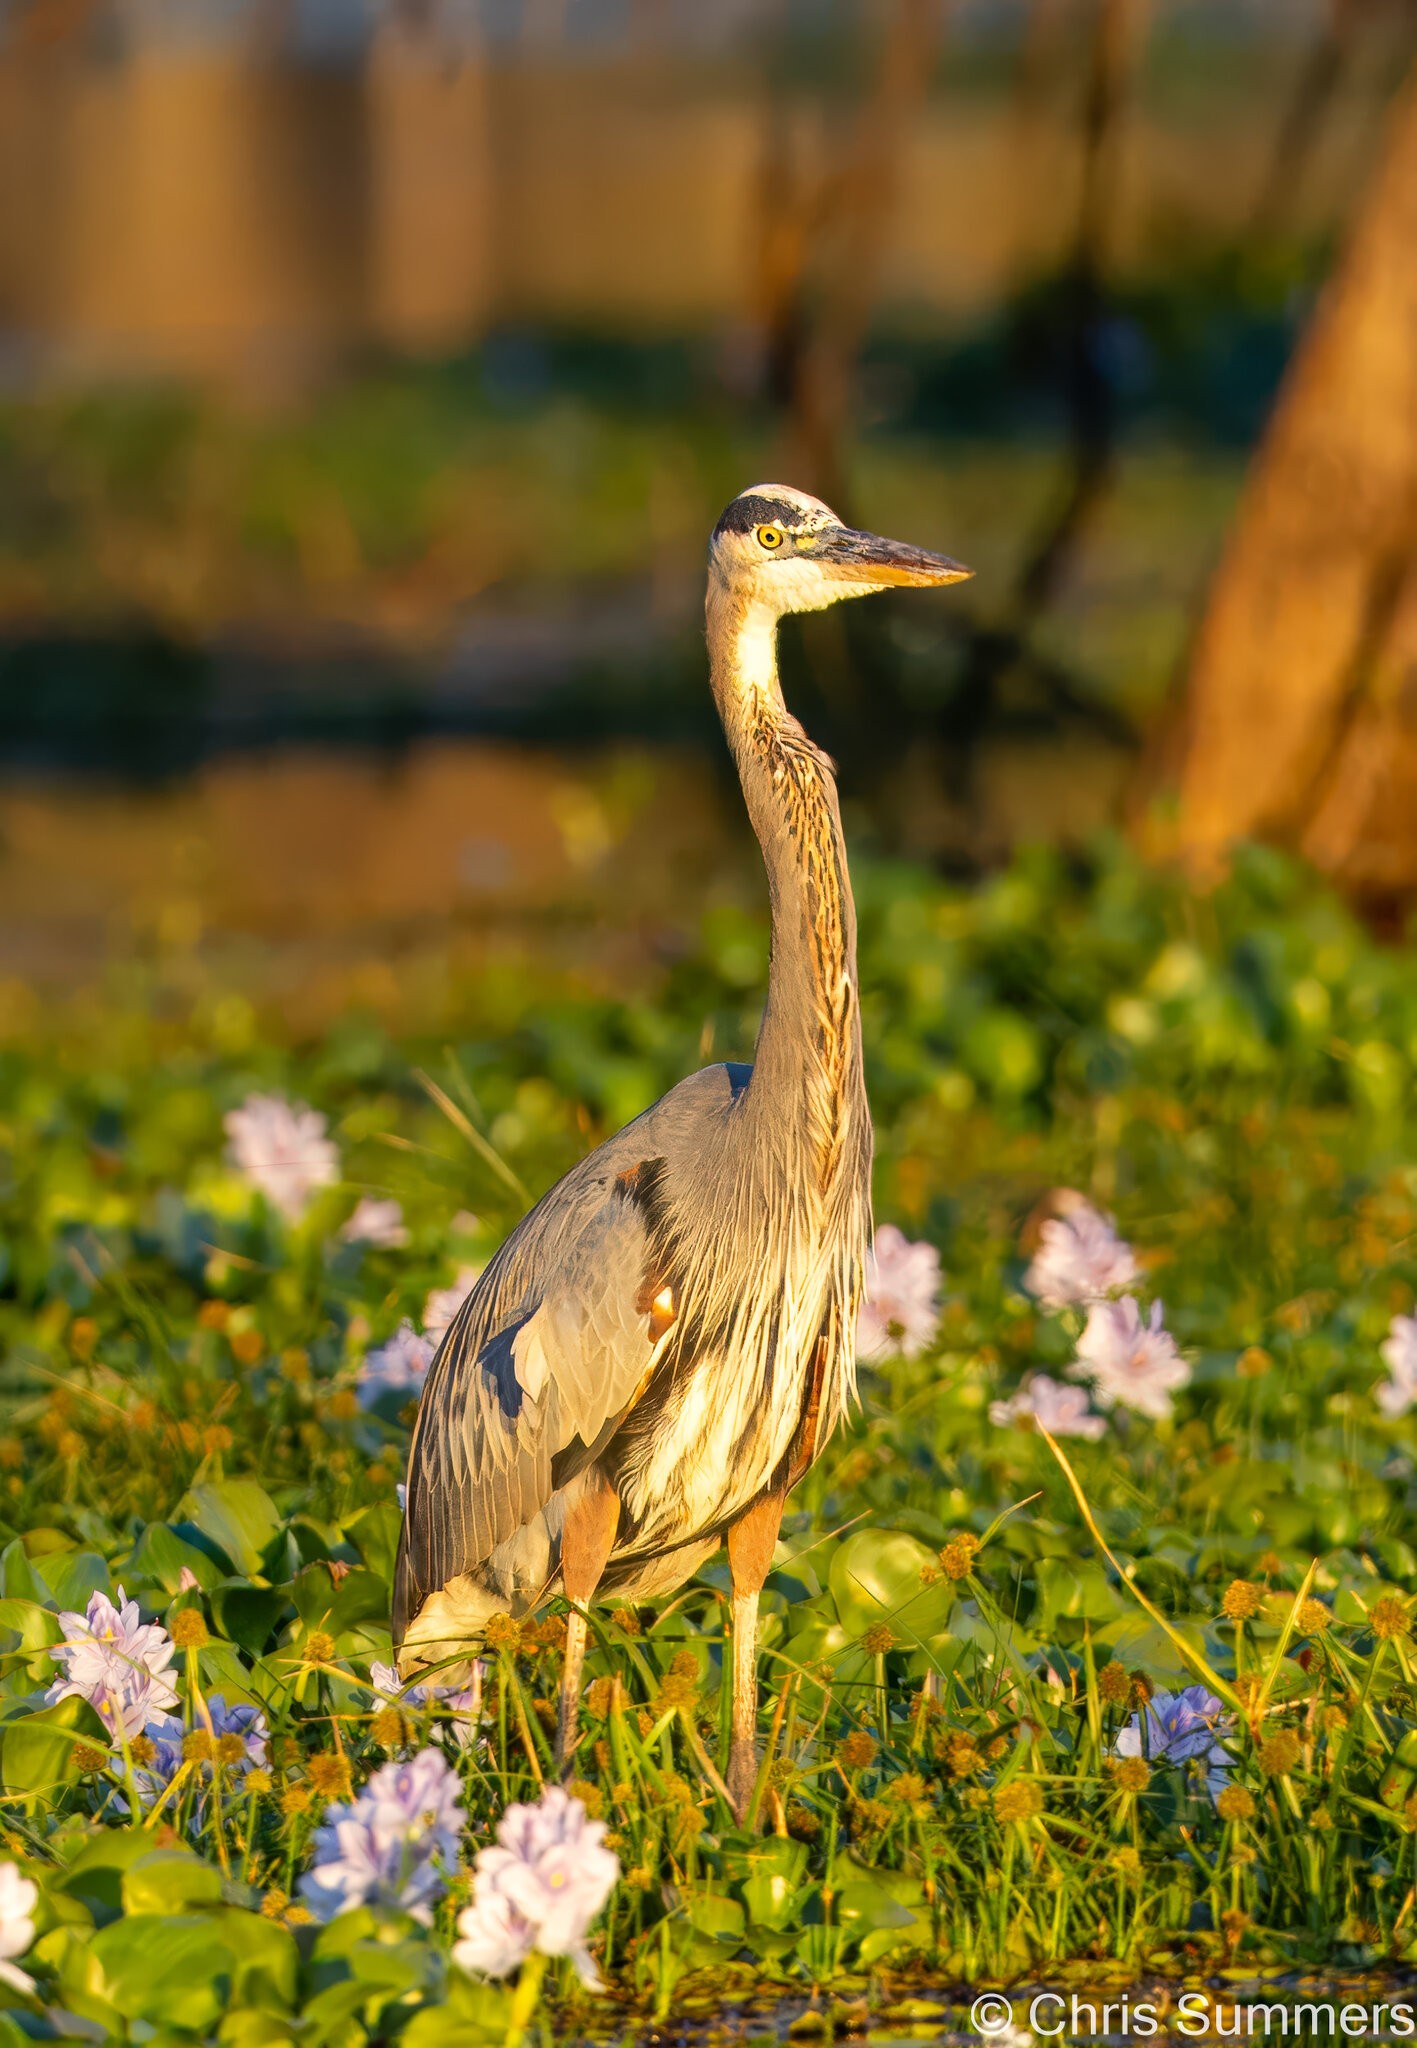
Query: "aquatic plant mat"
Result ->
[[4, 842, 1417, 2040]]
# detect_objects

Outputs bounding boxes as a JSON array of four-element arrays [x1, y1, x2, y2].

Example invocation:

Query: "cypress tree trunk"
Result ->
[[1164, 54, 1417, 917]]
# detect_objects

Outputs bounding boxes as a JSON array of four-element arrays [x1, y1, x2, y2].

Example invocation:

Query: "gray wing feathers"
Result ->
[[396, 1168, 658, 1634]]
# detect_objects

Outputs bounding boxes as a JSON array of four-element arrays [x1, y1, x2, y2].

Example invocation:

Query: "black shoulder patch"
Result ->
[[477, 1312, 535, 1423], [712, 493, 802, 539], [723, 1062, 752, 1101], [614, 1156, 670, 1225]]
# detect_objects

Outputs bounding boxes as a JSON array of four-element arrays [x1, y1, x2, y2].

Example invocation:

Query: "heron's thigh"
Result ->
[[726, 1488, 786, 1599]]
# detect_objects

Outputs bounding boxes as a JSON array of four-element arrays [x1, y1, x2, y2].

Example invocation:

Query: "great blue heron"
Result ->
[[393, 483, 970, 1817]]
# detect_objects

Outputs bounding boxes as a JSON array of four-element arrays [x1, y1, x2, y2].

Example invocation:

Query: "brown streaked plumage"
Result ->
[[393, 483, 970, 1817]]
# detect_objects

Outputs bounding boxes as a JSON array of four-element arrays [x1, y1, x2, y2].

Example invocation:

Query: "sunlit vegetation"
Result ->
[[2, 840, 1417, 2039]]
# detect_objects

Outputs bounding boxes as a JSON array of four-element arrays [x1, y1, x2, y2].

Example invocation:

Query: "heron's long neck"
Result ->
[[707, 583, 865, 1177]]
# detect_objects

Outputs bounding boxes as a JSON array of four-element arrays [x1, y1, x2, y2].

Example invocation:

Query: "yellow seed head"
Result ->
[[1259, 1730, 1301, 1776], [484, 1612, 522, 1653], [1216, 1785, 1255, 1822], [838, 1730, 877, 1772], [170, 1608, 210, 1649], [1371, 1595, 1410, 1641], [372, 1709, 409, 1748], [307, 1752, 352, 1799], [993, 1780, 1044, 1824], [1221, 1579, 1263, 1622], [1097, 1661, 1130, 1706]]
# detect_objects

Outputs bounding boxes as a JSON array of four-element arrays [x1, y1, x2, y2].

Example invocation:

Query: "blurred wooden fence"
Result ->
[[0, 9, 1370, 385]]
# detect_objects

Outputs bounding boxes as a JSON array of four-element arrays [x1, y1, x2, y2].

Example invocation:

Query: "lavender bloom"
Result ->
[[453, 1785, 619, 1987], [856, 1226, 941, 1361], [370, 1660, 482, 1751], [1377, 1315, 1417, 1420], [1024, 1192, 1140, 1310], [46, 1586, 178, 1742], [224, 1092, 339, 1224], [299, 1747, 464, 1925], [0, 1863, 38, 1997], [1069, 1297, 1190, 1421], [137, 1695, 269, 1800], [989, 1373, 1107, 1440], [358, 1323, 435, 1409], [423, 1267, 480, 1347], [1115, 1685, 1231, 1801], [341, 1197, 410, 1249]]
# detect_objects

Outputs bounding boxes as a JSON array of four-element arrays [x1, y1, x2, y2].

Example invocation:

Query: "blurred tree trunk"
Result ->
[[1162, 53, 1417, 917]]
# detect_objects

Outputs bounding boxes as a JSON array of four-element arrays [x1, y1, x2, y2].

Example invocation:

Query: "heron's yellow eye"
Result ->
[[756, 525, 784, 551]]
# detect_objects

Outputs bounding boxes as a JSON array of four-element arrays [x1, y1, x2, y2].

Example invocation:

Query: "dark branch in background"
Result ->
[[936, 0, 1148, 773], [1250, 0, 1363, 241], [783, 0, 944, 514]]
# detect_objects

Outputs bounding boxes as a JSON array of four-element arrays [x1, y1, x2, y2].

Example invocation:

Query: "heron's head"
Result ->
[[709, 483, 971, 616]]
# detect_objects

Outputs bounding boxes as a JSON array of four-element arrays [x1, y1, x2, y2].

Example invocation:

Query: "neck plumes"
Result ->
[[706, 579, 865, 1183]]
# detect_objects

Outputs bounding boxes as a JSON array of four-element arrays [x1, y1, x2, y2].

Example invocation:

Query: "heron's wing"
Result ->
[[394, 1161, 664, 1639]]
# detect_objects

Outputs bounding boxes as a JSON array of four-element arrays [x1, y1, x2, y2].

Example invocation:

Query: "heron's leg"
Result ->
[[557, 1469, 620, 1772], [725, 1487, 786, 1825]]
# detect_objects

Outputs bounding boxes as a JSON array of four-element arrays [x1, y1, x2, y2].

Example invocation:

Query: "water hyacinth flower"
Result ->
[[423, 1267, 480, 1347], [1024, 1192, 1139, 1310], [46, 1586, 178, 1742], [1377, 1315, 1417, 1419], [341, 1197, 410, 1249], [224, 1092, 340, 1223], [453, 1785, 619, 1987], [1069, 1296, 1189, 1421], [136, 1696, 270, 1807], [989, 1373, 1107, 1440], [358, 1323, 435, 1409], [299, 1747, 464, 1924], [856, 1226, 941, 1361], [1115, 1685, 1231, 1801], [370, 1661, 482, 1750], [0, 1862, 38, 1997]]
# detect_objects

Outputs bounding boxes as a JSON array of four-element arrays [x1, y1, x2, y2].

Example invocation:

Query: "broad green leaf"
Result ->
[[0, 1597, 61, 1682], [125, 1521, 224, 1594], [345, 1503, 402, 1586], [0, 1694, 107, 1799], [32, 1549, 108, 1615], [835, 1879, 918, 1935], [182, 1480, 283, 1578], [0, 1539, 45, 1604], [684, 1892, 746, 1943], [91, 1909, 297, 2027], [122, 1847, 225, 1915], [292, 1564, 389, 1637], [828, 1529, 947, 1639], [212, 1584, 292, 1658]]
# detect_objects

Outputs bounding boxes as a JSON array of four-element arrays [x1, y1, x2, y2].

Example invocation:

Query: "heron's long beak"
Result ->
[[813, 527, 973, 588]]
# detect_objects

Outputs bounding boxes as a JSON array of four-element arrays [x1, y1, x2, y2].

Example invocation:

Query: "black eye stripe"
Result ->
[[712, 494, 807, 539]]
